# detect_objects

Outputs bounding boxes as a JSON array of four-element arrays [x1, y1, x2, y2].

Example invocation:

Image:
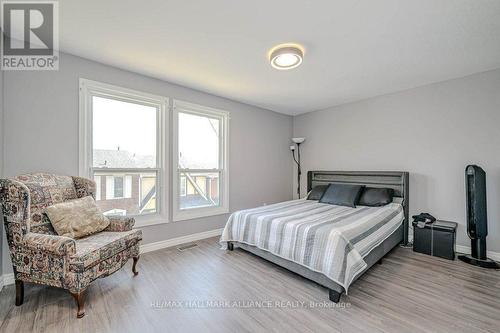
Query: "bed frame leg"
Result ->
[[227, 242, 234, 251], [328, 289, 342, 303]]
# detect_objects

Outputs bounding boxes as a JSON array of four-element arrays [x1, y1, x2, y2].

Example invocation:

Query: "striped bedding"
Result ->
[[220, 199, 404, 291]]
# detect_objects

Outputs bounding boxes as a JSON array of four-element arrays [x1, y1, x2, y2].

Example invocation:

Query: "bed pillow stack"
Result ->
[[308, 184, 395, 208], [358, 187, 394, 206], [318, 184, 364, 208], [306, 185, 329, 201]]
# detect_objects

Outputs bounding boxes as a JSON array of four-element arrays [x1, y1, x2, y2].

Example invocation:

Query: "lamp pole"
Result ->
[[290, 137, 305, 198], [296, 142, 302, 198]]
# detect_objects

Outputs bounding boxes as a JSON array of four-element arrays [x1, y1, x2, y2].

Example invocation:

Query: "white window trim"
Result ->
[[79, 78, 169, 228], [180, 176, 187, 197], [172, 100, 230, 222], [106, 175, 117, 200], [95, 176, 101, 201], [104, 208, 127, 216], [124, 175, 132, 198]]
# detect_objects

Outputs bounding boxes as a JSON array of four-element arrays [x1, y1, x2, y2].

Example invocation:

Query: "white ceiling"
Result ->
[[60, 0, 500, 115]]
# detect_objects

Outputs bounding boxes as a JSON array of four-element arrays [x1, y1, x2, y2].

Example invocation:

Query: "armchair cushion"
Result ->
[[68, 230, 142, 272], [45, 196, 110, 239], [105, 216, 135, 232], [23, 232, 76, 256]]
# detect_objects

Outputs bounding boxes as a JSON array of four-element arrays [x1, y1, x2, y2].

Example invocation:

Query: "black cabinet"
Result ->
[[412, 220, 457, 260]]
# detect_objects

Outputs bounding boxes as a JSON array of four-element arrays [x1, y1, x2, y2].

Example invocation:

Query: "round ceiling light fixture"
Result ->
[[269, 44, 304, 70]]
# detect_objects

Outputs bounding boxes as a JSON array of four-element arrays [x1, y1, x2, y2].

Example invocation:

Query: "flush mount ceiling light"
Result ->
[[269, 44, 304, 70]]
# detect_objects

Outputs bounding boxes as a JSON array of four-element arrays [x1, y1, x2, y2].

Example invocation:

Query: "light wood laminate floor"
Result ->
[[1, 237, 499, 333]]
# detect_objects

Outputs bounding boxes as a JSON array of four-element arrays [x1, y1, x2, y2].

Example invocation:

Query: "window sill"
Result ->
[[105, 197, 131, 200], [172, 207, 229, 222], [133, 215, 169, 228]]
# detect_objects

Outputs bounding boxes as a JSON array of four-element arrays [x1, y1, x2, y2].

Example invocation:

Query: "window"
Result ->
[[172, 100, 229, 221], [114, 176, 124, 198], [79, 79, 168, 226], [105, 175, 132, 200]]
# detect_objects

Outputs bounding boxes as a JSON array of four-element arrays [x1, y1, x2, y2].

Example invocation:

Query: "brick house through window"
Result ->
[[93, 149, 157, 216], [93, 149, 218, 216]]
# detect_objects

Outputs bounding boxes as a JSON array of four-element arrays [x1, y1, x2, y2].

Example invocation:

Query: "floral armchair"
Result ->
[[0, 173, 143, 318]]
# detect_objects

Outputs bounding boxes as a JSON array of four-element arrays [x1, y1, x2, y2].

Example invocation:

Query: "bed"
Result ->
[[220, 171, 409, 302]]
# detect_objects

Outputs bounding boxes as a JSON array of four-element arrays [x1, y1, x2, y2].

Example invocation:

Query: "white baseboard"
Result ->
[[456, 245, 500, 261], [0, 273, 15, 288], [4, 273, 14, 285], [140, 228, 224, 254]]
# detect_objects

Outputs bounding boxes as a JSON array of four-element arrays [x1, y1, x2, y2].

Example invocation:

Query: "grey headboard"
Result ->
[[307, 170, 410, 245]]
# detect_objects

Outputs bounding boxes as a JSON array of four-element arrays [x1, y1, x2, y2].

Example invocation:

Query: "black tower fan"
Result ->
[[458, 165, 500, 268]]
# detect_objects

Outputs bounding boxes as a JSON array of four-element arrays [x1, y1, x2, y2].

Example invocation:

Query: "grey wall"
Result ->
[[2, 53, 293, 274], [293, 69, 500, 252]]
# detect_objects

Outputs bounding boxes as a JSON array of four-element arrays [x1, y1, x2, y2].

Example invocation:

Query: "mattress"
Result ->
[[220, 199, 404, 291]]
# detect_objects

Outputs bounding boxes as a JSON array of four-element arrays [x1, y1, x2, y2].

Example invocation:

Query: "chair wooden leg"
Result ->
[[70, 291, 86, 318], [15, 280, 24, 306], [132, 256, 139, 276], [227, 242, 234, 251]]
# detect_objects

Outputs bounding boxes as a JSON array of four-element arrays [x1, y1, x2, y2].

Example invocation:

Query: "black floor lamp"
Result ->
[[290, 137, 305, 198]]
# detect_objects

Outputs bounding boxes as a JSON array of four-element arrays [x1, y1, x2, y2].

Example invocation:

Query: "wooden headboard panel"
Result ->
[[307, 170, 410, 245]]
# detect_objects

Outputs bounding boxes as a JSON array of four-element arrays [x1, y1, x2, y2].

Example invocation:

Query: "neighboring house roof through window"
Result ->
[[93, 149, 155, 168]]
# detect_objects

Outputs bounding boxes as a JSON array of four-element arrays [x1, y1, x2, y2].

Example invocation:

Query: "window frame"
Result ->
[[180, 175, 187, 197], [104, 174, 132, 200], [113, 175, 124, 199], [79, 78, 169, 227], [172, 99, 230, 221]]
